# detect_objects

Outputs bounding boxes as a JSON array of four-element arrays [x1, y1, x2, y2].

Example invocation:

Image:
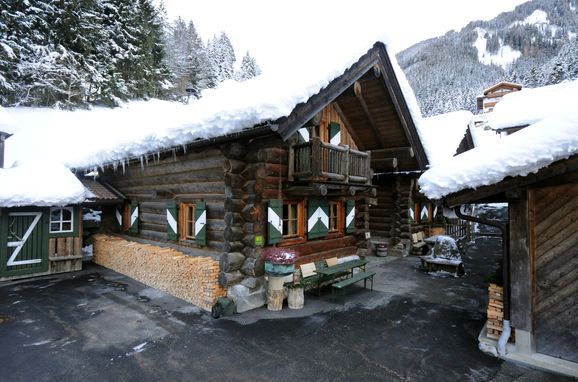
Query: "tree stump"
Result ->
[[267, 289, 284, 311]]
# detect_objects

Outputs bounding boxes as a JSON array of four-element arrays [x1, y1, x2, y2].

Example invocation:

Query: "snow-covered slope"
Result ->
[[473, 27, 521, 69]]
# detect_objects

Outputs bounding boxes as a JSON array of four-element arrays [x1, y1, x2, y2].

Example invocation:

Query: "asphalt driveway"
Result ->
[[0, 236, 572, 382]]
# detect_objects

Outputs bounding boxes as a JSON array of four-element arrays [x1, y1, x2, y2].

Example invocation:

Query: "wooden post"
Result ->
[[311, 137, 321, 179], [344, 145, 350, 183], [288, 144, 294, 181], [366, 150, 372, 184]]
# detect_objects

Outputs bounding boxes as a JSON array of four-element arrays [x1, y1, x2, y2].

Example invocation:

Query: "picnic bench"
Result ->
[[300, 258, 374, 302]]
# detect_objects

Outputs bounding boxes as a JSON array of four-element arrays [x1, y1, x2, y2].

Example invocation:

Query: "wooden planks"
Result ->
[[530, 183, 578, 363]]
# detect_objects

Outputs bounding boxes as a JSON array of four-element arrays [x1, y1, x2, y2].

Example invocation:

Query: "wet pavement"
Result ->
[[0, 236, 573, 381]]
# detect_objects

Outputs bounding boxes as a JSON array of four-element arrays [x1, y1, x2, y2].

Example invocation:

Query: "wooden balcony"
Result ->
[[289, 137, 372, 184]]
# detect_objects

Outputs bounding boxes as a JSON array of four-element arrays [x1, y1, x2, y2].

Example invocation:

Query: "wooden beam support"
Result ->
[[371, 157, 398, 170], [371, 146, 414, 159], [354, 81, 387, 147]]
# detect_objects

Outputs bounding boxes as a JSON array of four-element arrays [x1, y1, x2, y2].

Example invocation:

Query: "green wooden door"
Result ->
[[0, 210, 49, 277]]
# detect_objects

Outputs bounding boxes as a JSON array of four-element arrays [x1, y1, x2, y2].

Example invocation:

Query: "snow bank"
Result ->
[[419, 111, 471, 167], [0, 161, 89, 207], [419, 80, 578, 199], [5, 38, 424, 171]]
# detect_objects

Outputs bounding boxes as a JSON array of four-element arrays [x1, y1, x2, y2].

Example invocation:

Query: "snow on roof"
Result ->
[[419, 79, 578, 200], [0, 161, 90, 207], [419, 111, 472, 167], [487, 80, 578, 130], [0, 106, 18, 135], [5, 38, 424, 171]]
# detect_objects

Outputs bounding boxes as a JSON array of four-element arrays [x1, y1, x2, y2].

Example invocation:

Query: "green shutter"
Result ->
[[297, 127, 310, 143], [194, 202, 206, 246], [421, 205, 429, 222], [308, 199, 329, 239], [267, 199, 283, 244], [409, 207, 415, 224], [130, 201, 139, 233], [345, 200, 355, 234], [114, 207, 123, 230], [329, 122, 341, 145], [166, 201, 178, 240]]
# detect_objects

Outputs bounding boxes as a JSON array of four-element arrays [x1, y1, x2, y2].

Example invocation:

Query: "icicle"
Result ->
[[145, 154, 149, 167], [140, 156, 144, 171], [172, 148, 176, 161], [182, 145, 187, 154], [121, 159, 126, 173]]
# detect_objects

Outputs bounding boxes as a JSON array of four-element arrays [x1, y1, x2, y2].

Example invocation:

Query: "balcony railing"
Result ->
[[289, 137, 371, 184]]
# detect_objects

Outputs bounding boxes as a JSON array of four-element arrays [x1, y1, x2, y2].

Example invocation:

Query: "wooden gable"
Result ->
[[277, 42, 428, 172]]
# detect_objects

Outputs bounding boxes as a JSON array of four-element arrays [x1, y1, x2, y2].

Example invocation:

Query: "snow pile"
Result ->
[[0, 106, 18, 135], [0, 161, 89, 207], [419, 79, 578, 199], [419, 111, 471, 167], [422, 235, 462, 265], [4, 38, 423, 171], [473, 28, 521, 69], [487, 80, 578, 129]]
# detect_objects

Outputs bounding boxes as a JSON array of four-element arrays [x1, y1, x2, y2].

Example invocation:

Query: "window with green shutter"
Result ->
[[345, 200, 355, 234], [166, 201, 178, 240], [267, 199, 283, 244], [308, 199, 329, 239], [130, 201, 139, 233]]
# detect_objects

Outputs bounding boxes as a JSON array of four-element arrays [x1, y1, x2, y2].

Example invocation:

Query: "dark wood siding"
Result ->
[[530, 183, 578, 363]]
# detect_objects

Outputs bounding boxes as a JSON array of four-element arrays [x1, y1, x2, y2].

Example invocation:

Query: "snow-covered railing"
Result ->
[[290, 137, 371, 184]]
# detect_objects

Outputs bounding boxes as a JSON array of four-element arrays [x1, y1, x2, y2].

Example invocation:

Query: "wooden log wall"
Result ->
[[369, 176, 417, 246], [319, 103, 358, 149], [101, 147, 227, 253]]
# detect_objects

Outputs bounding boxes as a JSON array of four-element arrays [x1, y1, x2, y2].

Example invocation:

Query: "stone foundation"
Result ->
[[93, 234, 225, 311]]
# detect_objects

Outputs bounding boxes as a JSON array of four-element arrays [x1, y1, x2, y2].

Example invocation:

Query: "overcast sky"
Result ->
[[161, 0, 529, 73]]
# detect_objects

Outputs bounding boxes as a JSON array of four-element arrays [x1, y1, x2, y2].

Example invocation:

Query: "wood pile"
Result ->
[[487, 283, 506, 340], [93, 234, 225, 311]]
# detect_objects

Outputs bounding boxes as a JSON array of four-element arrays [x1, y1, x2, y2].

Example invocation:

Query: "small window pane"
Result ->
[[62, 223, 72, 231], [62, 209, 72, 220], [50, 209, 61, 222], [51, 223, 60, 231]]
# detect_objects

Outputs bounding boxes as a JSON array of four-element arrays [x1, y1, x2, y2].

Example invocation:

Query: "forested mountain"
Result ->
[[398, 0, 578, 116], [0, 0, 260, 108]]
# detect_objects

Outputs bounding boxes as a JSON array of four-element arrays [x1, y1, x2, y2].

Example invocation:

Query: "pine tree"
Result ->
[[237, 51, 261, 81], [206, 32, 236, 88]]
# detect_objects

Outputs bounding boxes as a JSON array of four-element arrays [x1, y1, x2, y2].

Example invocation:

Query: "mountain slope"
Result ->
[[397, 0, 578, 116]]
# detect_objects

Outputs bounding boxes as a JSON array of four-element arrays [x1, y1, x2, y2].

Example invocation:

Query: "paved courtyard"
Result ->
[[0, 236, 572, 381]]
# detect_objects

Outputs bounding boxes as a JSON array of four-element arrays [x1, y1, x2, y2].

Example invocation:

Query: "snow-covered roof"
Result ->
[[0, 161, 90, 207], [419, 79, 578, 200], [0, 106, 18, 135], [419, 111, 472, 167], [5, 38, 425, 171]]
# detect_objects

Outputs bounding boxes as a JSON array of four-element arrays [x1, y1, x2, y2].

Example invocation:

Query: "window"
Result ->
[[328, 201, 343, 233], [282, 201, 304, 239], [180, 203, 196, 240], [50, 207, 74, 233]]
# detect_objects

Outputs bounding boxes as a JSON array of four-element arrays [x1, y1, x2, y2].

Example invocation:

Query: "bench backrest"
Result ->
[[412, 231, 426, 243], [325, 257, 339, 267], [300, 263, 317, 278]]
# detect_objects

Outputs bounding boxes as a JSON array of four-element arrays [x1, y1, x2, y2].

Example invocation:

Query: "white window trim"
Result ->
[[49, 207, 75, 233]]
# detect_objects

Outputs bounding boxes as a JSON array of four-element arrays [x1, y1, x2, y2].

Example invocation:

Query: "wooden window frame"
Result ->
[[328, 201, 344, 235], [280, 200, 305, 244], [49, 207, 75, 235], [179, 203, 196, 241]]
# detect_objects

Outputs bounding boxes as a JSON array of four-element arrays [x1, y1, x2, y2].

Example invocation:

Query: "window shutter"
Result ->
[[409, 206, 415, 224], [166, 201, 178, 240], [267, 199, 283, 244], [115, 207, 123, 230], [345, 200, 356, 234], [297, 127, 310, 143], [194, 202, 207, 246], [329, 122, 341, 145], [308, 199, 329, 239], [421, 205, 429, 222], [130, 201, 139, 233]]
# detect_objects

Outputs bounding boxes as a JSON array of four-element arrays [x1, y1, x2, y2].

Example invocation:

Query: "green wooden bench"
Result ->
[[331, 271, 376, 304], [300, 258, 350, 296]]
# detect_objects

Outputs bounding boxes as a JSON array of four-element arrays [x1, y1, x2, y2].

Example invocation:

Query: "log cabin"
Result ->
[[77, 41, 441, 311], [419, 79, 578, 377]]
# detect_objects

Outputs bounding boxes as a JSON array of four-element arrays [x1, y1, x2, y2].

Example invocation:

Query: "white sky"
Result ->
[[161, 0, 529, 73]]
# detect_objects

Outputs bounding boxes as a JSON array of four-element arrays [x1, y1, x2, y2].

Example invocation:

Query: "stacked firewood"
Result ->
[[486, 283, 504, 339]]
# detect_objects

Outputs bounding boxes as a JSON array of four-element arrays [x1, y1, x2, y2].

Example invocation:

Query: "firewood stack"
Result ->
[[486, 283, 505, 340]]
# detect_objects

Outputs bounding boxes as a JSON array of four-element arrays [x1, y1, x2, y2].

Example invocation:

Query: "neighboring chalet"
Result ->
[[476, 81, 522, 114], [419, 79, 578, 378]]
